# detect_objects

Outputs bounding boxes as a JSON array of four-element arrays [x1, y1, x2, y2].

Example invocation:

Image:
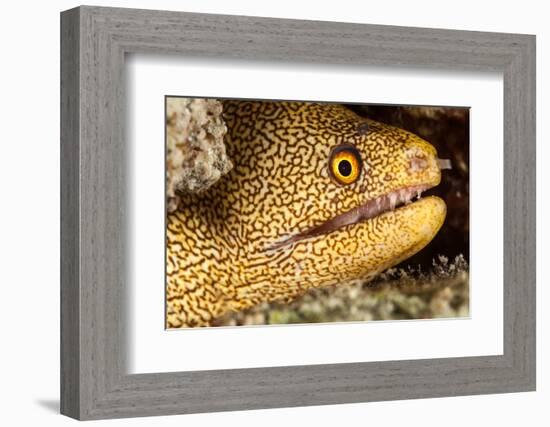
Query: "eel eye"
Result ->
[[328, 144, 362, 186]]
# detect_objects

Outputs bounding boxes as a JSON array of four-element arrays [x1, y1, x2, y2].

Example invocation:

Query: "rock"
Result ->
[[166, 98, 232, 212]]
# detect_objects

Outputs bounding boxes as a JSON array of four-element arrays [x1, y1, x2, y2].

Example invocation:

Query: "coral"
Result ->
[[166, 97, 232, 212]]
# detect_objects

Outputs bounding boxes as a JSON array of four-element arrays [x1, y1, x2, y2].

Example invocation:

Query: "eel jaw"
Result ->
[[267, 184, 436, 251]]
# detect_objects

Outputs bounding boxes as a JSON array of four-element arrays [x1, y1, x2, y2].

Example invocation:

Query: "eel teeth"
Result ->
[[267, 184, 433, 251]]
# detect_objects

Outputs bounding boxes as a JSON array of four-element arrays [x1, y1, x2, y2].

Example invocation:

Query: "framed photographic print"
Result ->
[[60, 6, 536, 420]]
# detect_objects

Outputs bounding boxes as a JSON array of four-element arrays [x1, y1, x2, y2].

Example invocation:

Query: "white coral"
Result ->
[[166, 98, 232, 212]]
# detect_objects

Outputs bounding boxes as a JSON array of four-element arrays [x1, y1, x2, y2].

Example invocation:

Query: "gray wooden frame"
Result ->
[[60, 5, 536, 420]]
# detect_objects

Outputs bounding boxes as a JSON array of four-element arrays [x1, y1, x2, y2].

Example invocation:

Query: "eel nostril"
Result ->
[[357, 122, 370, 135], [436, 158, 452, 170], [409, 155, 429, 172]]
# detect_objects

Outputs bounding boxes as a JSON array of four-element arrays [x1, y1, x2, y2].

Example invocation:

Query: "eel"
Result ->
[[166, 100, 446, 328]]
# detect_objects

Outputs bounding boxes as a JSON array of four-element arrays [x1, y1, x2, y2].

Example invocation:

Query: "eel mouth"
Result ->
[[267, 183, 435, 250]]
